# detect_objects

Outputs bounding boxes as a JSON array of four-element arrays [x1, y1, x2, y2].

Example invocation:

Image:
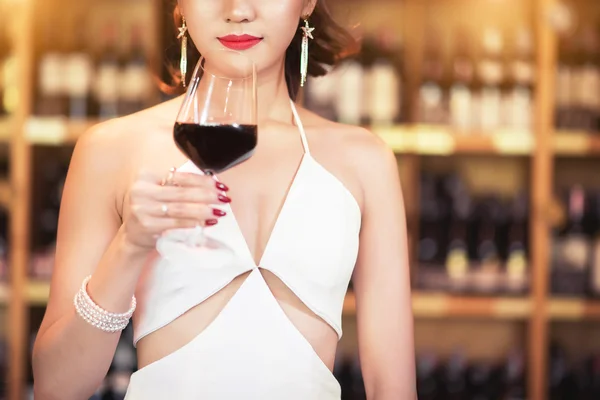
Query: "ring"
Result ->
[[161, 204, 169, 216], [161, 167, 177, 186]]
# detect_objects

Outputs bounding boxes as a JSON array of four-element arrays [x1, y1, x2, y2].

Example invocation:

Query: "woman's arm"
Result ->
[[351, 131, 417, 399], [32, 123, 148, 400], [32, 119, 224, 400]]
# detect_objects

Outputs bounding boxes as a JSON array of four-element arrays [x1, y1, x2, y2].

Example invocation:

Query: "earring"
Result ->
[[300, 18, 315, 87], [178, 16, 188, 88]]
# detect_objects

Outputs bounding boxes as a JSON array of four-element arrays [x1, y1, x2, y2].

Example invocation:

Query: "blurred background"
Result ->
[[0, 0, 599, 399]]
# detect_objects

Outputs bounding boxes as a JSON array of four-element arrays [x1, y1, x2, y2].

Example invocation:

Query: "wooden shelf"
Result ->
[[374, 125, 535, 155], [0, 180, 12, 209], [26, 280, 50, 306], [344, 291, 532, 319], [24, 117, 98, 145], [554, 131, 600, 156], [548, 298, 600, 320], [0, 282, 9, 304], [0, 117, 13, 142]]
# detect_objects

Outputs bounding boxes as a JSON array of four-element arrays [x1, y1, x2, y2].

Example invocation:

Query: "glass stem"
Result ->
[[190, 169, 215, 247], [190, 224, 206, 247]]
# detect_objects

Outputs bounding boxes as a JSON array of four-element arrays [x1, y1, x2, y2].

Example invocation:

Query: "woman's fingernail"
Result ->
[[205, 219, 218, 226], [212, 208, 227, 217], [218, 194, 232, 203], [216, 182, 229, 191]]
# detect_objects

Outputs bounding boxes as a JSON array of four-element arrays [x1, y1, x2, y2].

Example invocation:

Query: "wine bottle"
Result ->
[[95, 22, 121, 120], [367, 28, 402, 127], [36, 22, 68, 116], [65, 16, 93, 120], [335, 29, 365, 127], [477, 28, 505, 131], [417, 174, 448, 290], [551, 185, 591, 296], [472, 197, 504, 294], [445, 183, 472, 293], [303, 68, 339, 122], [579, 25, 600, 132], [119, 24, 151, 116], [416, 352, 441, 400], [442, 350, 468, 400], [449, 27, 475, 132], [31, 149, 70, 279], [418, 27, 447, 125], [466, 360, 495, 400], [506, 27, 535, 132], [503, 349, 526, 400], [549, 342, 570, 400], [504, 193, 529, 294]]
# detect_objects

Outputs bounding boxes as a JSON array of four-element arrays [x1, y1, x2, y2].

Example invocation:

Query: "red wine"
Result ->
[[174, 123, 257, 173]]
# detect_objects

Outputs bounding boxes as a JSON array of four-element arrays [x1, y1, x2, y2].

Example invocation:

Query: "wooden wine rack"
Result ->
[[1, 0, 597, 399]]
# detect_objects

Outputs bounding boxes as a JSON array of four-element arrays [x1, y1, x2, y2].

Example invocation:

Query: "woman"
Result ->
[[32, 0, 416, 399]]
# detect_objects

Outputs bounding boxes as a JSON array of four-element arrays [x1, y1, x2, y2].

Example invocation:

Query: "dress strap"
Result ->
[[290, 99, 310, 155]]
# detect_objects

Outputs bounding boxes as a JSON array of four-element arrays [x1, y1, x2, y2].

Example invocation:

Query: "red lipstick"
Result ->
[[218, 34, 263, 50]]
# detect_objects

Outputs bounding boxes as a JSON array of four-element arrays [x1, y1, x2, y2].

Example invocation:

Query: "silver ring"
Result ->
[[161, 204, 169, 216]]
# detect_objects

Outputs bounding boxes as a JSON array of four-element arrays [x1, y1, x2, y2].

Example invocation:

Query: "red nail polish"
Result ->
[[212, 208, 227, 217], [218, 194, 232, 203], [216, 182, 229, 191], [205, 219, 218, 226]]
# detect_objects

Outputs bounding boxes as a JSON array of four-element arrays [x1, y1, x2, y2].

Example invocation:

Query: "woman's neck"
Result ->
[[256, 58, 295, 126]]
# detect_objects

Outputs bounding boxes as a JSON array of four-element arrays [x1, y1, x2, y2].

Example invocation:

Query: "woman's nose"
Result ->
[[224, 0, 256, 23]]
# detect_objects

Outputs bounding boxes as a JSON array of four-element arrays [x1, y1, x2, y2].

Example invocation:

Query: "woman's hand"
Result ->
[[123, 168, 231, 250]]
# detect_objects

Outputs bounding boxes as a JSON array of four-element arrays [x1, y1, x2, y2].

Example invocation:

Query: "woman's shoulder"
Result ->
[[298, 107, 396, 173], [79, 99, 178, 152], [74, 98, 181, 172]]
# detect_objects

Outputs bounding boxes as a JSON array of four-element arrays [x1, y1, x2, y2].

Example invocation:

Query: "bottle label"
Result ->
[[506, 86, 533, 131], [96, 65, 120, 102], [419, 82, 444, 124], [480, 87, 502, 130], [369, 62, 400, 125], [335, 61, 363, 125], [446, 247, 469, 278], [507, 249, 527, 278], [39, 53, 65, 96], [450, 84, 472, 131], [119, 64, 151, 102], [558, 234, 590, 271], [65, 54, 93, 97], [580, 65, 600, 109]]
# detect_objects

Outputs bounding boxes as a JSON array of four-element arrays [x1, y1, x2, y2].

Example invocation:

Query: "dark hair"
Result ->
[[160, 1, 357, 101]]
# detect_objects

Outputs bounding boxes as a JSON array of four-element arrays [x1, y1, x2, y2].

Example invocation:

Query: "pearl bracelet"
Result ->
[[73, 275, 136, 333]]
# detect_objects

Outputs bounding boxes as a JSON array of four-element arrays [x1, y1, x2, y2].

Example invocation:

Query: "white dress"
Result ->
[[124, 100, 361, 399]]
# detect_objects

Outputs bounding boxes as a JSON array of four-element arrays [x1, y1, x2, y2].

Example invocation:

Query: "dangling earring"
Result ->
[[178, 16, 188, 88], [300, 18, 314, 87]]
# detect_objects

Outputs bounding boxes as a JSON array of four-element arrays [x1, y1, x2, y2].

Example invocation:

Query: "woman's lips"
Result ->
[[218, 34, 263, 50]]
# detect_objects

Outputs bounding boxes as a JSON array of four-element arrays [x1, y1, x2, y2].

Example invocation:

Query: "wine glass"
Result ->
[[173, 49, 257, 249]]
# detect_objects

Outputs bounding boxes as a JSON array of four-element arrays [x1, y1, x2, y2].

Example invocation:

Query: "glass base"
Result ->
[[156, 229, 235, 268]]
